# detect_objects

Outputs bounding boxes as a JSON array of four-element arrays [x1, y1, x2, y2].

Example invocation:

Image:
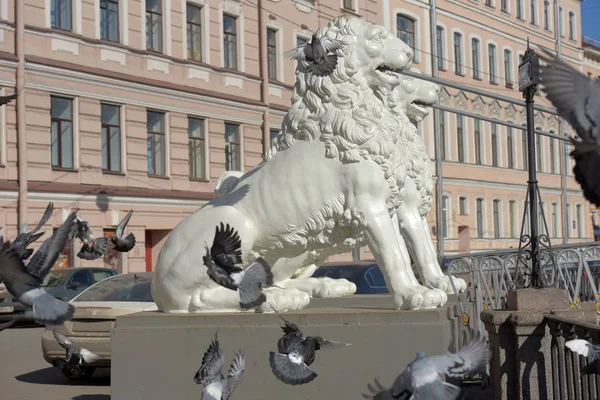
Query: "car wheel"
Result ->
[[80, 366, 96, 378]]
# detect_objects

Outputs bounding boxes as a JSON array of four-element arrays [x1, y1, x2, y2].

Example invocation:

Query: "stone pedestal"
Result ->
[[111, 305, 455, 400], [481, 288, 572, 400]]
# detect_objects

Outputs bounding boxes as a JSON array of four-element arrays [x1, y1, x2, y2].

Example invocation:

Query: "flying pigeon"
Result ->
[[10, 202, 54, 260], [538, 48, 600, 207], [74, 216, 109, 260], [283, 33, 347, 77], [0, 211, 78, 325], [193, 330, 246, 400], [362, 331, 490, 400], [565, 339, 600, 375], [269, 305, 351, 385], [203, 222, 274, 309], [0, 319, 15, 332], [111, 210, 136, 253], [52, 329, 103, 379]]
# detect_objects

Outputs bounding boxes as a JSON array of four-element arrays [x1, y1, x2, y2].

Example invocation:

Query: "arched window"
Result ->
[[543, 1, 550, 30], [397, 15, 416, 53], [568, 12, 575, 40], [472, 38, 481, 79], [504, 49, 512, 86], [454, 32, 463, 75], [530, 0, 537, 25], [488, 44, 497, 84], [517, 0, 523, 19], [436, 26, 444, 70]]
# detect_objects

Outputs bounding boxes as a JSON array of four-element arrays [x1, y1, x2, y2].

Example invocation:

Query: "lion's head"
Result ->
[[389, 68, 439, 122]]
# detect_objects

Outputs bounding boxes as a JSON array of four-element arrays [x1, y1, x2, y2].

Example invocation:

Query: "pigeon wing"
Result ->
[[29, 203, 54, 235], [538, 48, 600, 143], [210, 223, 243, 270], [313, 336, 352, 350], [77, 236, 109, 261], [0, 319, 15, 332], [112, 233, 136, 252], [268, 351, 317, 385], [194, 332, 225, 385], [362, 377, 397, 400], [27, 211, 78, 280], [570, 141, 600, 207], [0, 238, 42, 296], [79, 348, 103, 364], [412, 380, 461, 400], [221, 350, 246, 400], [431, 331, 491, 378], [0, 93, 17, 106], [319, 37, 347, 53], [283, 45, 307, 60], [53, 329, 75, 352], [566, 339, 600, 360], [115, 210, 133, 238]]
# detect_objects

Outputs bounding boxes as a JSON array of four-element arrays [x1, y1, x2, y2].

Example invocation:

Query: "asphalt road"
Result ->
[[0, 326, 111, 400]]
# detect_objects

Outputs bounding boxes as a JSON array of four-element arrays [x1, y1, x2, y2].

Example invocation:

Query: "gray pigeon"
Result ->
[[269, 305, 351, 386], [10, 202, 54, 260], [0, 211, 78, 325], [193, 330, 246, 400], [363, 332, 491, 400], [538, 48, 600, 207], [203, 222, 273, 310], [111, 210, 136, 252], [283, 33, 347, 77], [0, 319, 15, 332], [52, 329, 103, 379], [566, 339, 600, 375], [74, 216, 109, 260]]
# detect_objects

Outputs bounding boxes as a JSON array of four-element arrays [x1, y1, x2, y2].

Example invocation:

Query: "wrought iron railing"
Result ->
[[445, 241, 600, 335]]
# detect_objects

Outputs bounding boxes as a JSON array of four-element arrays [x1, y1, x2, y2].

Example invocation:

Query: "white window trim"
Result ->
[[147, 109, 170, 177], [490, 121, 502, 168], [224, 122, 244, 172], [567, 9, 577, 42], [451, 28, 466, 75], [219, 8, 245, 72], [442, 193, 452, 239], [469, 33, 483, 79], [516, 0, 525, 20], [394, 10, 421, 64], [50, 94, 80, 170], [476, 197, 487, 239], [492, 197, 503, 239], [508, 198, 519, 238], [340, 0, 357, 11], [187, 115, 210, 179], [183, 0, 211, 64], [483, 0, 495, 8], [486, 40, 499, 84], [550, 202, 559, 238], [436, 23, 449, 71], [94, 0, 128, 45], [500, 0, 510, 14], [100, 101, 127, 174], [266, 21, 284, 83], [46, 0, 82, 33], [530, 0, 538, 25], [456, 113, 469, 163], [502, 45, 514, 86], [141, 0, 171, 55], [458, 195, 470, 216], [0, 0, 7, 21], [505, 125, 515, 169], [542, 0, 552, 31], [559, 7, 565, 38]]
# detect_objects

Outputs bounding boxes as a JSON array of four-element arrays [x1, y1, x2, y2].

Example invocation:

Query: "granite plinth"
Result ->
[[111, 305, 455, 400], [506, 288, 570, 311]]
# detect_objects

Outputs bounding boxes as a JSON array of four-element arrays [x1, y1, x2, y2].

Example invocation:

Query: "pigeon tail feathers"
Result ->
[[307, 54, 338, 77], [412, 380, 461, 400], [269, 351, 317, 386]]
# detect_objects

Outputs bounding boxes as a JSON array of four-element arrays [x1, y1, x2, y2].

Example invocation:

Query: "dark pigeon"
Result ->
[[203, 222, 273, 309], [193, 330, 246, 400], [566, 339, 600, 375], [111, 210, 136, 252], [0, 319, 15, 332], [0, 93, 17, 106], [283, 33, 347, 77], [538, 48, 600, 207], [52, 329, 103, 379], [74, 216, 109, 260], [10, 202, 54, 260], [0, 211, 78, 325], [269, 305, 351, 386], [363, 331, 490, 400]]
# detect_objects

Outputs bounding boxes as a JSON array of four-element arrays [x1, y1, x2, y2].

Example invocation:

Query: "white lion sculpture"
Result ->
[[151, 15, 449, 313]]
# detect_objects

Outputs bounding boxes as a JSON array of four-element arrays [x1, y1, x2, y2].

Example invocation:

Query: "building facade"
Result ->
[[0, 0, 592, 274]]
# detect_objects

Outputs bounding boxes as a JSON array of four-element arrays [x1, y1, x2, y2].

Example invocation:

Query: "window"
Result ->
[[566, 203, 571, 238], [267, 28, 278, 80], [457, 115, 465, 163], [442, 195, 449, 238], [188, 117, 206, 180], [549, 133, 556, 173], [568, 12, 575, 40], [488, 44, 497, 84], [507, 127, 514, 169], [223, 15, 238, 69], [530, 0, 537, 24], [187, 3, 202, 61], [101, 104, 121, 173], [517, 0, 523, 19], [577, 204, 583, 237], [225, 123, 241, 171], [551, 203, 558, 237], [536, 133, 542, 172], [522, 127, 528, 169], [343, 0, 354, 10], [474, 118, 482, 165], [538, 202, 545, 232], [485, 0, 492, 6], [493, 200, 500, 238], [437, 109, 446, 160], [51, 0, 73, 31], [100, 0, 119, 42], [491, 122, 499, 167], [269, 129, 278, 147], [472, 38, 481, 79], [146, 111, 166, 176], [397, 15, 416, 54], [559, 7, 564, 37], [501, 0, 508, 12], [504, 49, 513, 87], [146, 0, 162, 52], [70, 270, 91, 287], [436, 26, 444, 70], [476, 199, 484, 238], [92, 268, 114, 283], [454, 32, 463, 75], [509, 200, 516, 238], [459, 197, 467, 215], [51, 96, 74, 169], [543, 1, 550, 30]]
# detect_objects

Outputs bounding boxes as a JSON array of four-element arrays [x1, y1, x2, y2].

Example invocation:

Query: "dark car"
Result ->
[[311, 262, 389, 294], [0, 267, 118, 324]]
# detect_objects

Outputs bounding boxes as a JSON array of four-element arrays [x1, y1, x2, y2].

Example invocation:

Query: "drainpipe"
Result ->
[[258, 0, 270, 155], [555, 0, 568, 244], [16, 0, 27, 234]]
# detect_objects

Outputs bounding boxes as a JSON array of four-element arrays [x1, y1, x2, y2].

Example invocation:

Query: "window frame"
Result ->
[[436, 26, 445, 71], [223, 14, 238, 70], [224, 122, 241, 171], [267, 28, 278, 80], [476, 198, 484, 238], [51, 95, 75, 170], [186, 2, 203, 61], [457, 115, 465, 163], [504, 49, 513, 88], [188, 116, 206, 180], [146, 0, 163, 53], [453, 32, 463, 75], [491, 122, 499, 167], [396, 15, 417, 57], [100, 0, 120, 42], [51, 0, 73, 31], [146, 110, 167, 177], [488, 43, 498, 84], [474, 118, 482, 165], [101, 103, 122, 173], [471, 38, 481, 80], [493, 199, 501, 239], [507, 127, 514, 169]]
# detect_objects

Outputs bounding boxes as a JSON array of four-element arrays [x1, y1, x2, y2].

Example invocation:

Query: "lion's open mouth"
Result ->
[[376, 65, 400, 77], [409, 99, 435, 118]]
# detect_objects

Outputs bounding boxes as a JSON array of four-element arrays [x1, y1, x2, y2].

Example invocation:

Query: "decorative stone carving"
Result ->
[[472, 95, 486, 114], [534, 111, 545, 128], [438, 87, 451, 105], [222, 0, 243, 15], [151, 15, 458, 314], [505, 104, 517, 122], [293, 0, 314, 13], [454, 91, 469, 110], [489, 100, 502, 119]]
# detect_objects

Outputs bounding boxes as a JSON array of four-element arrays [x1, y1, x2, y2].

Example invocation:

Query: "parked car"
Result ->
[[311, 262, 389, 294], [41, 271, 156, 377], [0, 268, 118, 324]]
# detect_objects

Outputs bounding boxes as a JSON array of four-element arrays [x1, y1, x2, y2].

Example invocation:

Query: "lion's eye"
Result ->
[[372, 34, 382, 43]]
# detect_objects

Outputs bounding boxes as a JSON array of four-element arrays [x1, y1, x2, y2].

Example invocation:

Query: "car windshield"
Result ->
[[41, 270, 71, 288], [73, 273, 154, 302]]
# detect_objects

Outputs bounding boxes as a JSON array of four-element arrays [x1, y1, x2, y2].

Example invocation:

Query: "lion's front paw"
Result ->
[[312, 277, 357, 298], [259, 287, 311, 312], [422, 275, 467, 294], [392, 285, 447, 310], [414, 286, 448, 308]]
